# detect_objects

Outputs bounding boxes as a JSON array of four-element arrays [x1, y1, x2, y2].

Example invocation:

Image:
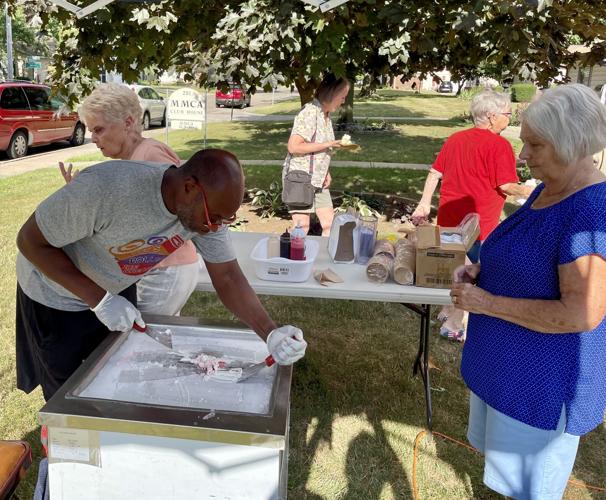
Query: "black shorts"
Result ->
[[15, 284, 137, 401]]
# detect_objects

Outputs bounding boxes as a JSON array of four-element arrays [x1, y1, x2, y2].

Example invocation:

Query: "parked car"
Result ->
[[215, 84, 251, 108], [437, 81, 454, 93], [0, 81, 85, 159], [129, 84, 166, 130]]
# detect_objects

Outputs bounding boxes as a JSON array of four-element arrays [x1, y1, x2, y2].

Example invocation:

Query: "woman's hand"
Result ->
[[323, 172, 332, 189], [59, 162, 79, 184], [411, 203, 430, 225], [450, 282, 493, 314], [326, 139, 343, 151], [453, 263, 481, 284]]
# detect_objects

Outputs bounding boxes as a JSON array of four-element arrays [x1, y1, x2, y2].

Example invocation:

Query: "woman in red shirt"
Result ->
[[411, 90, 532, 340]]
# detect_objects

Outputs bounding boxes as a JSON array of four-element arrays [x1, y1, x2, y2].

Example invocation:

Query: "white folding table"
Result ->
[[196, 232, 452, 430]]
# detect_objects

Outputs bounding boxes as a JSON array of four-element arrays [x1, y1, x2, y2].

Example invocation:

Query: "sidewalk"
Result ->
[[2, 158, 430, 179]]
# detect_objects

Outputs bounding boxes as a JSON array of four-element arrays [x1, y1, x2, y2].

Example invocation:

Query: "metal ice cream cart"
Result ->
[[39, 316, 293, 500]]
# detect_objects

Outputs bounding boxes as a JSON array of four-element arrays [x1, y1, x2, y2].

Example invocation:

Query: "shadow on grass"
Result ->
[[181, 293, 500, 498]]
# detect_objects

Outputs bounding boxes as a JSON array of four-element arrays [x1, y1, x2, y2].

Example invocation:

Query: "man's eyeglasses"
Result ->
[[196, 180, 237, 230]]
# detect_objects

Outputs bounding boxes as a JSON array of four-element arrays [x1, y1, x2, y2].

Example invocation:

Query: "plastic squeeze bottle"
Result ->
[[279, 230, 291, 258], [290, 236, 305, 260], [290, 222, 306, 260], [267, 234, 280, 258]]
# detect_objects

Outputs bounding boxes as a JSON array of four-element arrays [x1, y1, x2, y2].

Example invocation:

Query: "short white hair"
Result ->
[[470, 90, 511, 126], [79, 83, 143, 133], [522, 83, 606, 165]]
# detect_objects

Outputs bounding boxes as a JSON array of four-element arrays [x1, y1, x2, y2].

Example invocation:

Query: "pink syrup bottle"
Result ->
[[290, 235, 306, 260], [290, 222, 306, 260]]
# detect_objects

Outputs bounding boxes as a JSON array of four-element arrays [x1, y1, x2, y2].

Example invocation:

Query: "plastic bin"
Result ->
[[250, 237, 319, 282]]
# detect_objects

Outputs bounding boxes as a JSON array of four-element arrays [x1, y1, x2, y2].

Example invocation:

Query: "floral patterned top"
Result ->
[[283, 99, 334, 188]]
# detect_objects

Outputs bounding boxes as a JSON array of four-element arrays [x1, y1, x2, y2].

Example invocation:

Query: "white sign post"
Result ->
[[167, 88, 207, 147]]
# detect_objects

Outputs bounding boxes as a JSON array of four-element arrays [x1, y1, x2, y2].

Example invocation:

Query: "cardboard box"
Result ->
[[415, 219, 480, 289]]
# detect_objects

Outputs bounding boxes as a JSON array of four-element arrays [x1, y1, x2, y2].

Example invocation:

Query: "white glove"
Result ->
[[266, 325, 307, 365], [91, 292, 145, 333]]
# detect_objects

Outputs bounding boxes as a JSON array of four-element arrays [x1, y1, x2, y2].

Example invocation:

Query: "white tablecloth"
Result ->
[[196, 232, 452, 306]]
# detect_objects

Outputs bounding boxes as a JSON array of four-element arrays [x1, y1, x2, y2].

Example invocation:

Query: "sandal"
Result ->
[[439, 326, 465, 343]]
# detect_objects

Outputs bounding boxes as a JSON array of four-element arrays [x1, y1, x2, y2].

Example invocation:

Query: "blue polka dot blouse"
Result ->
[[461, 181, 606, 436]]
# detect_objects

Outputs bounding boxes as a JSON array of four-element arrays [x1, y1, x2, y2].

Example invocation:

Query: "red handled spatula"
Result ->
[[132, 322, 173, 349], [237, 355, 275, 383], [237, 334, 301, 382]]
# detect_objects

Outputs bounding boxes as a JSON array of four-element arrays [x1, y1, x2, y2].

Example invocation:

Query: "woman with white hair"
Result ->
[[411, 90, 532, 340], [450, 83, 606, 499], [59, 83, 199, 315]]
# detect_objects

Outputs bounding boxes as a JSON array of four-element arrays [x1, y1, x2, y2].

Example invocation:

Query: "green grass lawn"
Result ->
[[68, 119, 525, 166], [252, 89, 472, 119], [1, 169, 604, 499]]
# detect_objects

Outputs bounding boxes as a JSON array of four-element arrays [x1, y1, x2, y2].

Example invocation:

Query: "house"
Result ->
[[567, 45, 606, 91]]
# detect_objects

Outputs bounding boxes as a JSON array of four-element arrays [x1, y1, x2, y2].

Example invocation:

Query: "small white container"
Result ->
[[250, 237, 319, 282]]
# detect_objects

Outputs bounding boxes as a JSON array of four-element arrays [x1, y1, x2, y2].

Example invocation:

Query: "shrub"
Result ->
[[510, 83, 536, 102], [458, 86, 485, 101], [333, 119, 395, 133], [516, 162, 532, 182], [334, 192, 382, 218], [248, 181, 286, 218], [509, 102, 529, 127]]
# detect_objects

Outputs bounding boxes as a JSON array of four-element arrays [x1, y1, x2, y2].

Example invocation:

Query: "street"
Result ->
[[0, 87, 297, 178]]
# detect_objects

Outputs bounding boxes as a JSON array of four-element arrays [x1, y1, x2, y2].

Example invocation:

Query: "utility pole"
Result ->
[[5, 3, 14, 79]]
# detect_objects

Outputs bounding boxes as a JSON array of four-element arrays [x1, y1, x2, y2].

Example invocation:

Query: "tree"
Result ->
[[1, 6, 50, 78], [17, 0, 606, 116]]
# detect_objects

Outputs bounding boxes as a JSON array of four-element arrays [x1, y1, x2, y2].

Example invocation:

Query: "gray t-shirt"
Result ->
[[17, 160, 235, 311]]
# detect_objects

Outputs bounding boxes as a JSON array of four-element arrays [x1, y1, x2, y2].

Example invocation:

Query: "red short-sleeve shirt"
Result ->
[[433, 127, 518, 240]]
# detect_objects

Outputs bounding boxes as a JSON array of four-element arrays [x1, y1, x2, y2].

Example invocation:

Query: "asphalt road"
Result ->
[[0, 88, 298, 178]]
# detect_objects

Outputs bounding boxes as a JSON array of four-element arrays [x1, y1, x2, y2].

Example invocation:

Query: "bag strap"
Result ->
[[285, 105, 319, 175], [309, 128, 317, 174]]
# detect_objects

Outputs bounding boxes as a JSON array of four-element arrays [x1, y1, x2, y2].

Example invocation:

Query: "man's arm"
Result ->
[[499, 182, 534, 198], [205, 259, 277, 340], [17, 213, 105, 308]]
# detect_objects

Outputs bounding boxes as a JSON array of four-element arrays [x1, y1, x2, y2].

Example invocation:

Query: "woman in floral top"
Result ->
[[283, 75, 349, 235]]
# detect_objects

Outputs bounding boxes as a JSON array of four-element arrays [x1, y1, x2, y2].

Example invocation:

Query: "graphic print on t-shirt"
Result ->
[[109, 234, 185, 275]]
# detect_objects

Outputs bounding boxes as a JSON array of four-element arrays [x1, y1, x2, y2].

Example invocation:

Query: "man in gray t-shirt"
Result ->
[[16, 149, 307, 399]]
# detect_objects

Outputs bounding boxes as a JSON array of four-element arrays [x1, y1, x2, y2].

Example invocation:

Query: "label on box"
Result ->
[[426, 251, 456, 259], [423, 276, 453, 286], [266, 266, 291, 276], [48, 428, 101, 466]]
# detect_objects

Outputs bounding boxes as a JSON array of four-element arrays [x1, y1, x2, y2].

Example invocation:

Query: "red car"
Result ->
[[0, 81, 86, 159], [215, 84, 252, 108]]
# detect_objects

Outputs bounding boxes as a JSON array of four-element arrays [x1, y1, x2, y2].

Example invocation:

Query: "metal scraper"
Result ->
[[237, 334, 301, 382], [132, 322, 173, 348], [236, 354, 275, 382]]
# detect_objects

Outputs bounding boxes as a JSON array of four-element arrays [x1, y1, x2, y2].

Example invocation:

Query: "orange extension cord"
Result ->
[[412, 430, 606, 500]]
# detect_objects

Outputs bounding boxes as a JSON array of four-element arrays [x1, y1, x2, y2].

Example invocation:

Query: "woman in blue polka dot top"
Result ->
[[450, 83, 606, 500]]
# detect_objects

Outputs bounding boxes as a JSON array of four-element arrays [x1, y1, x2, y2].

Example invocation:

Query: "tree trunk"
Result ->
[[456, 80, 465, 96], [337, 84, 354, 124], [295, 77, 317, 107], [337, 66, 356, 125]]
